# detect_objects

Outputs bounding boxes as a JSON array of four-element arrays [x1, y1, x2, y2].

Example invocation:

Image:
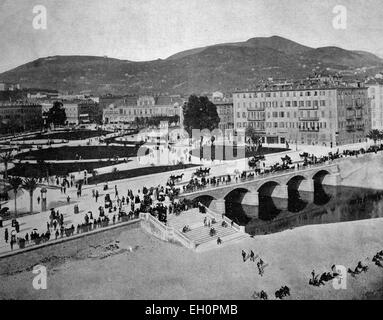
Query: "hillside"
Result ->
[[0, 36, 382, 95]]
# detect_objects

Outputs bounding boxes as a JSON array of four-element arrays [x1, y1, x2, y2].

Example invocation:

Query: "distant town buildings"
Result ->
[[0, 101, 42, 132], [0, 82, 20, 91], [41, 99, 100, 125], [103, 95, 184, 125]]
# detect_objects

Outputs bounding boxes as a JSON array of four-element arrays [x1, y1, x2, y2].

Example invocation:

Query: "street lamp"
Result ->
[[40, 187, 47, 212]]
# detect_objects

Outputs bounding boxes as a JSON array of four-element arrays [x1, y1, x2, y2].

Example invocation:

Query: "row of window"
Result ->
[[236, 100, 327, 109], [235, 121, 329, 129], [236, 110, 330, 119], [236, 90, 330, 99], [119, 108, 153, 116]]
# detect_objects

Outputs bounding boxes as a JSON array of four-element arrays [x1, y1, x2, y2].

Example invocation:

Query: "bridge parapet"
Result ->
[[177, 162, 340, 200]]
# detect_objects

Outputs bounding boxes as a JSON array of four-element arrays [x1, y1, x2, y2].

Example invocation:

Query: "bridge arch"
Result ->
[[257, 181, 281, 197], [286, 175, 307, 191], [312, 169, 331, 183], [192, 194, 216, 207], [224, 187, 251, 203]]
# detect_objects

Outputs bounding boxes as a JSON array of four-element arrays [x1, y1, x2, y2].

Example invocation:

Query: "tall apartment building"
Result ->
[[233, 83, 371, 146], [366, 79, 383, 130]]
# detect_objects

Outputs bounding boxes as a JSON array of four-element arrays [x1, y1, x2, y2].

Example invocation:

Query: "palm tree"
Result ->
[[8, 176, 22, 218], [22, 178, 38, 214], [0, 151, 14, 179], [366, 129, 381, 145]]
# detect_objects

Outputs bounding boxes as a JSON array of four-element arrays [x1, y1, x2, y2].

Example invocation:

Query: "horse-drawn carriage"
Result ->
[[168, 173, 184, 183], [192, 167, 211, 178], [248, 155, 265, 168], [281, 155, 292, 165]]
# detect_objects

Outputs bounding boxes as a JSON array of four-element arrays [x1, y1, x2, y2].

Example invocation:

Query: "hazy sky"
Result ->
[[0, 0, 383, 73]]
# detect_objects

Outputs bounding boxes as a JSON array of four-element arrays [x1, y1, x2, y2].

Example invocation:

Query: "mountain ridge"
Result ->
[[0, 35, 382, 95]]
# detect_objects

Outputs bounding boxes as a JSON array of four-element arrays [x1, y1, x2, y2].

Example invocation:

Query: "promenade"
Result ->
[[0, 136, 377, 255]]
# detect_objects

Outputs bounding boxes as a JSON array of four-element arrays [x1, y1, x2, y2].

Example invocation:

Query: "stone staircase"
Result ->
[[184, 222, 237, 246], [167, 208, 249, 252]]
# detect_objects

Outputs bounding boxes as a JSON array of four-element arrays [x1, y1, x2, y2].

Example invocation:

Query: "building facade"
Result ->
[[103, 95, 184, 125], [41, 100, 100, 125], [233, 83, 371, 146], [366, 80, 383, 130], [213, 98, 234, 131], [0, 83, 21, 91], [0, 101, 42, 132]]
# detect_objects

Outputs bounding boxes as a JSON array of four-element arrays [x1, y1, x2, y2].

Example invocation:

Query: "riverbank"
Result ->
[[1, 216, 382, 299], [338, 154, 383, 190]]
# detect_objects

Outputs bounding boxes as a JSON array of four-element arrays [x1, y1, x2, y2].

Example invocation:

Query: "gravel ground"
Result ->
[[1, 217, 383, 300]]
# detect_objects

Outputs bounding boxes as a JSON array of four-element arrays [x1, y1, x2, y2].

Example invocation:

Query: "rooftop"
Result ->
[[233, 81, 366, 93], [0, 101, 42, 107]]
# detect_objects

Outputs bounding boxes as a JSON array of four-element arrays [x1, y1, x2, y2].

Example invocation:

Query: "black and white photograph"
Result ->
[[1, 0, 383, 305]]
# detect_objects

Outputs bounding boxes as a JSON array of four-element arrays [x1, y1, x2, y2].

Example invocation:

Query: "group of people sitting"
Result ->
[[372, 250, 383, 267], [310, 265, 340, 286], [252, 286, 290, 300], [252, 290, 268, 300], [348, 261, 369, 276], [275, 286, 291, 299]]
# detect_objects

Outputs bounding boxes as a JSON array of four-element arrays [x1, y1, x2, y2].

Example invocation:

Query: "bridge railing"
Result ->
[[177, 161, 338, 196]]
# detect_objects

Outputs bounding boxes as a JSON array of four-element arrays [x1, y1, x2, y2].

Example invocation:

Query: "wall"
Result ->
[[0, 220, 140, 276]]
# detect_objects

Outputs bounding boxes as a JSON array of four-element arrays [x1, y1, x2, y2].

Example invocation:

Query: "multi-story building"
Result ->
[[233, 82, 371, 146], [0, 82, 21, 91], [77, 100, 102, 124], [154, 95, 184, 117], [0, 101, 42, 132], [366, 79, 383, 130], [212, 97, 234, 131], [41, 99, 100, 125], [103, 95, 184, 125]]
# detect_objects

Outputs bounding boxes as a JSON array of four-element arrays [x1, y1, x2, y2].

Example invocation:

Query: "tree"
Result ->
[[8, 176, 22, 218], [367, 129, 381, 145], [183, 95, 220, 136], [45, 101, 67, 127], [22, 178, 38, 214], [0, 151, 14, 179], [245, 126, 262, 154]]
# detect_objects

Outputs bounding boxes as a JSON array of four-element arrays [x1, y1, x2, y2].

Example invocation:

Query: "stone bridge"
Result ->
[[177, 163, 341, 215]]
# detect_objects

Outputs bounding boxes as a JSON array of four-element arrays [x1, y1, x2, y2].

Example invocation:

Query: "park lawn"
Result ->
[[88, 164, 198, 185], [190, 145, 290, 161], [8, 160, 128, 178], [15, 145, 149, 161], [30, 130, 111, 141]]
